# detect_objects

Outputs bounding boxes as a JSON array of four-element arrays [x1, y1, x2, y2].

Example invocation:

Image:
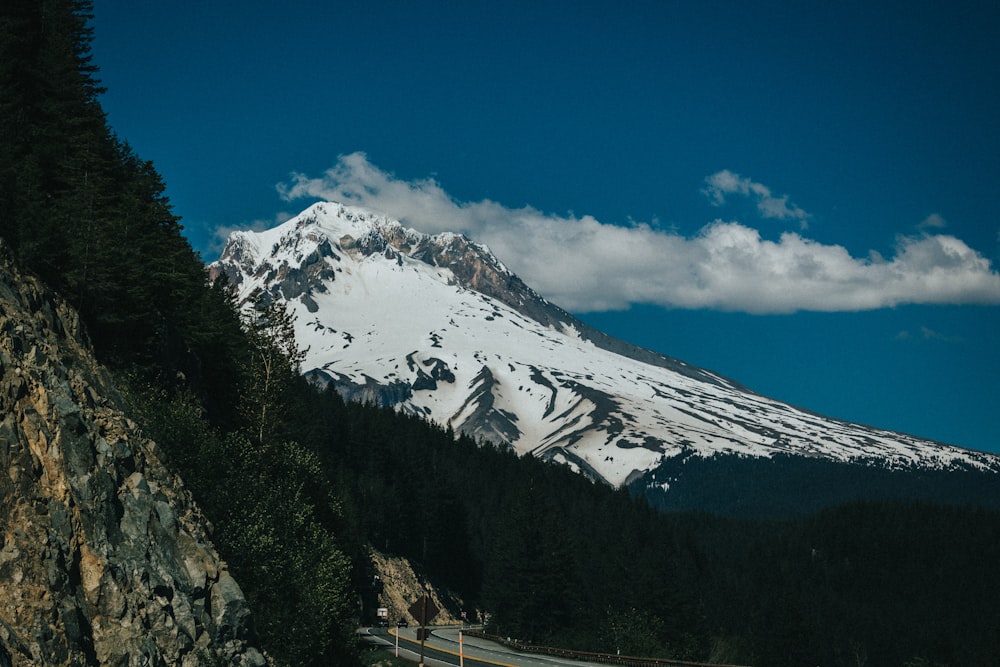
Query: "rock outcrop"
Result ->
[[369, 551, 462, 627], [0, 240, 266, 666]]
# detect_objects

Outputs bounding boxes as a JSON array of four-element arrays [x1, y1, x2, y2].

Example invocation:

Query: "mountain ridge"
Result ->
[[210, 202, 1000, 488]]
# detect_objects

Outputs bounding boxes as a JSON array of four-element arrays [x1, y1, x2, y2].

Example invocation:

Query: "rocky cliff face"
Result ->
[[0, 241, 266, 666], [369, 551, 462, 627]]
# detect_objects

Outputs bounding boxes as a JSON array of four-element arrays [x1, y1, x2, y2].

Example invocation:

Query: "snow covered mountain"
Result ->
[[209, 202, 1000, 487]]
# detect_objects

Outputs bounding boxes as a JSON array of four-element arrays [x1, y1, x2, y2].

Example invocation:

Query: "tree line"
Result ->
[[3, 3, 999, 665]]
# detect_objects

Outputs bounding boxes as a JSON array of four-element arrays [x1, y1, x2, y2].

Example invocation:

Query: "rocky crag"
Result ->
[[0, 240, 266, 666]]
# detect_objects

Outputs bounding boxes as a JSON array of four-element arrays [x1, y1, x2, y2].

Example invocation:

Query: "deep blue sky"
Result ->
[[92, 1, 1000, 454]]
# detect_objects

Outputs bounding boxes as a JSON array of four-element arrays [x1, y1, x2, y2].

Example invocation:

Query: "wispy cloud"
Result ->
[[702, 169, 811, 228], [275, 152, 1000, 314], [920, 326, 964, 342], [918, 213, 948, 230], [895, 326, 964, 343]]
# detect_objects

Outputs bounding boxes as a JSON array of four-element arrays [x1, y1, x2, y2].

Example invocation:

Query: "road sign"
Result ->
[[409, 592, 439, 667], [408, 593, 440, 626]]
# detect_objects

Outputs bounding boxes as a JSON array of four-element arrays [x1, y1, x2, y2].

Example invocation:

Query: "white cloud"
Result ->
[[918, 213, 948, 230], [275, 152, 1000, 314], [702, 169, 811, 228]]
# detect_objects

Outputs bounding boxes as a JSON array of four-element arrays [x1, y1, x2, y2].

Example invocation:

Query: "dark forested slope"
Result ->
[[1, 2, 358, 665]]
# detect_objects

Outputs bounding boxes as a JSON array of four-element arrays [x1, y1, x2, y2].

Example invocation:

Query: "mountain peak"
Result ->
[[212, 200, 541, 316], [210, 202, 1000, 487]]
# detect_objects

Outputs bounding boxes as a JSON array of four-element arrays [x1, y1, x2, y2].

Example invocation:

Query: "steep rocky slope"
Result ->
[[370, 551, 462, 627], [0, 240, 266, 666]]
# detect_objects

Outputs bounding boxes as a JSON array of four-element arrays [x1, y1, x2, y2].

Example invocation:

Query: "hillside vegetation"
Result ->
[[2, 3, 999, 666]]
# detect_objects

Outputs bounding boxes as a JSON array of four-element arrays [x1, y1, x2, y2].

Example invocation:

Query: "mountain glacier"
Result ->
[[209, 202, 999, 487]]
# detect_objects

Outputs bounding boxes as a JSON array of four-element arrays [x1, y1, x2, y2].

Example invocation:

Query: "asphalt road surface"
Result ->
[[364, 627, 611, 667]]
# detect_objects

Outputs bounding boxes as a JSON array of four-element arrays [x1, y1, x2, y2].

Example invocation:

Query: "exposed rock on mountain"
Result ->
[[211, 202, 1000, 490], [369, 551, 462, 627], [0, 241, 266, 666]]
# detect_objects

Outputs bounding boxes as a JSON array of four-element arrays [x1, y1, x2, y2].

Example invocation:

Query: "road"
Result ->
[[363, 626, 612, 667]]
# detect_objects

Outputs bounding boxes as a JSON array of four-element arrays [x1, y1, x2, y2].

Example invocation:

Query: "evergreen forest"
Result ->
[[2, 3, 999, 665]]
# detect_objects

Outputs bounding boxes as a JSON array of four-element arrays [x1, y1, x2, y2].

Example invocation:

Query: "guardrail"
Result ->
[[462, 630, 750, 667]]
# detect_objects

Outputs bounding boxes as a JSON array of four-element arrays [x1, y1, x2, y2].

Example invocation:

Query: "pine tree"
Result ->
[[212, 293, 358, 665], [481, 473, 581, 642], [0, 0, 108, 275], [239, 294, 307, 445]]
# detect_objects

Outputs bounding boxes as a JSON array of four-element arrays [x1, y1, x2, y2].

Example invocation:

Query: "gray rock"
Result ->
[[0, 240, 270, 665]]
